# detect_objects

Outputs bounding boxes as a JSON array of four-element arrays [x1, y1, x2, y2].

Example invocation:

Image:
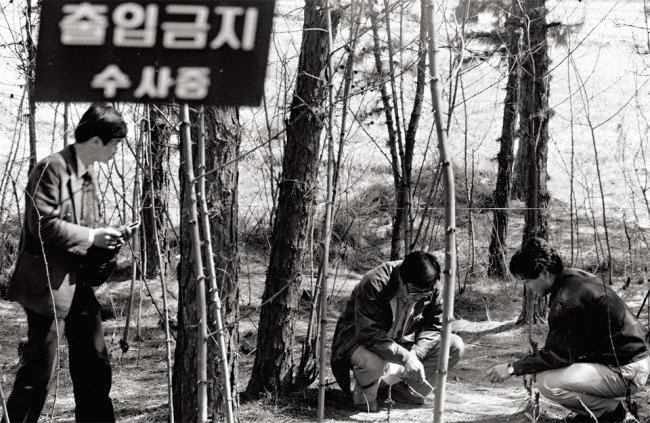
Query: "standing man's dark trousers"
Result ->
[[5, 284, 115, 423]]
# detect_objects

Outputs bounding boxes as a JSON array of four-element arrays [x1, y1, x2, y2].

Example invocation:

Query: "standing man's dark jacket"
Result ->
[[331, 260, 443, 393], [512, 268, 648, 375], [7, 146, 95, 318]]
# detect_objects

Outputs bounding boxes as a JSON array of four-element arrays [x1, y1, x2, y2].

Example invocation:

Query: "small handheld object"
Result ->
[[119, 221, 140, 241]]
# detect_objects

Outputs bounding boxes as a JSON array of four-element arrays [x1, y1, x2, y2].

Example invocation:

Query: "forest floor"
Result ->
[[1, 249, 650, 423]]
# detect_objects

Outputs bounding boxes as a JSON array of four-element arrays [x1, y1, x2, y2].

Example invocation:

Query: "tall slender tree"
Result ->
[[246, 0, 340, 395], [173, 106, 241, 421], [426, 0, 457, 418], [488, 4, 522, 278], [202, 108, 241, 419], [141, 106, 171, 278], [369, 8, 401, 259], [516, 0, 551, 324], [25, 0, 37, 173], [369, 0, 428, 259], [296, 0, 364, 388]]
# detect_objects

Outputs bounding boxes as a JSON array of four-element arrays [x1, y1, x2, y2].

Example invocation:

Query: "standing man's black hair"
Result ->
[[509, 237, 564, 279], [74, 103, 127, 145], [399, 251, 441, 289]]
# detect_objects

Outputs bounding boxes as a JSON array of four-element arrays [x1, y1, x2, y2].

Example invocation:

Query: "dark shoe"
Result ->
[[352, 379, 379, 413], [390, 382, 425, 406], [598, 403, 631, 423], [376, 381, 389, 402]]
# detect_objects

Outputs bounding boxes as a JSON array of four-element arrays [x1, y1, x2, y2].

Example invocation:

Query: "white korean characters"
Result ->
[[60, 3, 109, 45], [91, 65, 210, 99], [59, 3, 259, 50], [59, 2, 260, 100]]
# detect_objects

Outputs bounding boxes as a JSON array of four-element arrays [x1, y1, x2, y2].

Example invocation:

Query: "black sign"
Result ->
[[35, 0, 275, 105]]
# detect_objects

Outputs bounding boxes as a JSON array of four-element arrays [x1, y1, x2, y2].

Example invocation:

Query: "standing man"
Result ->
[[4, 103, 134, 422], [331, 251, 465, 412], [486, 237, 649, 423]]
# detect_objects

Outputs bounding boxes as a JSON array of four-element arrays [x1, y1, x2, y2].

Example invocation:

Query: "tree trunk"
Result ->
[[369, 8, 402, 260], [404, 0, 428, 253], [142, 106, 170, 278], [381, 0, 410, 254], [517, 0, 551, 324], [246, 0, 340, 396], [25, 0, 37, 174], [488, 9, 521, 278], [202, 107, 241, 420], [173, 108, 202, 423], [173, 107, 241, 422], [426, 0, 458, 419]]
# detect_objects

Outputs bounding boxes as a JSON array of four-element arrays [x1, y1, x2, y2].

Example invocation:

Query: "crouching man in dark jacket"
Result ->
[[486, 237, 649, 423], [331, 251, 465, 412]]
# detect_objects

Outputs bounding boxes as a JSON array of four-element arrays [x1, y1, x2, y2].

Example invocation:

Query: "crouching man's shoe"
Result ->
[[598, 403, 637, 423], [391, 382, 425, 406], [352, 379, 379, 413], [564, 402, 638, 423]]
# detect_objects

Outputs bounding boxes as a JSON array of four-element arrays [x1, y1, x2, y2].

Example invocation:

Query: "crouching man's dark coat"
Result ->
[[330, 260, 443, 393]]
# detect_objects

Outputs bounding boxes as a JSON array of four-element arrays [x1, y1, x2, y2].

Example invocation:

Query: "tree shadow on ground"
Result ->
[[115, 403, 169, 420], [457, 321, 519, 343], [455, 410, 565, 423], [241, 386, 365, 422], [454, 413, 526, 423]]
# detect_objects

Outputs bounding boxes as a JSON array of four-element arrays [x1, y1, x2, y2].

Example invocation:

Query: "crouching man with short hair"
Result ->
[[330, 251, 465, 412], [486, 237, 649, 423]]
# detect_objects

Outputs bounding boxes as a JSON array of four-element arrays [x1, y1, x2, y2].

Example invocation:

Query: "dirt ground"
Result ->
[[1, 265, 650, 422]]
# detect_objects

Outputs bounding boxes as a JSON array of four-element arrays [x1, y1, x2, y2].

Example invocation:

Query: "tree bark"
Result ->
[[25, 0, 37, 174], [142, 106, 170, 278], [426, 0, 458, 419], [488, 9, 521, 279], [370, 0, 425, 259], [369, 8, 402, 260], [381, 0, 410, 254], [202, 107, 241, 420], [404, 0, 428, 253], [246, 0, 340, 396], [517, 0, 551, 324], [173, 106, 241, 422]]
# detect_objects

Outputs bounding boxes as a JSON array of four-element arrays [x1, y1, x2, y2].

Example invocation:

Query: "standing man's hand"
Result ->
[[485, 363, 513, 383], [93, 227, 123, 249], [403, 350, 426, 382]]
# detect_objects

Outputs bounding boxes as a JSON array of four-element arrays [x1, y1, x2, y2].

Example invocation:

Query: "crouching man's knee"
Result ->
[[536, 371, 567, 401], [351, 346, 387, 386]]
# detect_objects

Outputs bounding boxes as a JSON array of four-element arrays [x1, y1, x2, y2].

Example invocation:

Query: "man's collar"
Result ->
[[71, 144, 89, 178]]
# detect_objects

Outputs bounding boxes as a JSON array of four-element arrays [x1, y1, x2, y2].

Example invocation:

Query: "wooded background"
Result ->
[[1, 0, 650, 422]]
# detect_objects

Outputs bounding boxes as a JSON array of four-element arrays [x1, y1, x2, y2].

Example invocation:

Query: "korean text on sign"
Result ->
[[58, 3, 258, 100], [35, 0, 275, 105]]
